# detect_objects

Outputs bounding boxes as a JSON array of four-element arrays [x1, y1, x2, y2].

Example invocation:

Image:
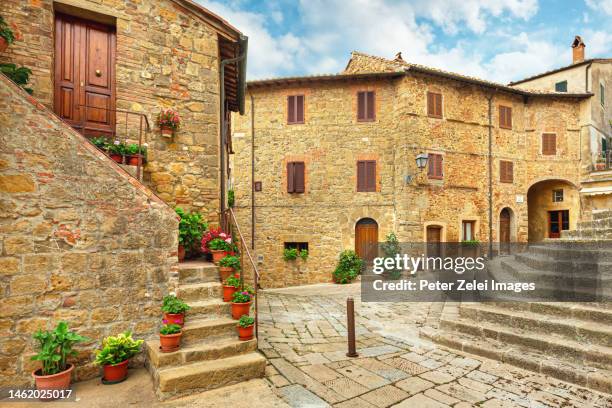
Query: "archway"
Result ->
[[355, 218, 378, 263], [527, 179, 579, 241]]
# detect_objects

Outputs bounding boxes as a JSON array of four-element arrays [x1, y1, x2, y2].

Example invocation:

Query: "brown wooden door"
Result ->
[[54, 13, 116, 136], [355, 218, 378, 264], [426, 226, 442, 258], [500, 209, 511, 243]]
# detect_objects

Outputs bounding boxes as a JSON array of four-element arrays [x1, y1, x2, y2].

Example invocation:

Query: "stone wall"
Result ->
[[231, 53, 585, 288], [0, 76, 178, 387], [0, 0, 224, 221]]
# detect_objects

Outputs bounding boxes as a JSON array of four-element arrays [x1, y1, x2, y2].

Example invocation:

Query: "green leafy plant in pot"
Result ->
[[94, 331, 143, 384], [208, 237, 233, 264], [223, 275, 241, 302], [237, 315, 255, 341], [0, 16, 15, 53], [31, 321, 89, 395], [161, 295, 190, 327], [231, 289, 253, 320], [159, 324, 182, 353], [218, 255, 240, 281], [176, 207, 208, 261]]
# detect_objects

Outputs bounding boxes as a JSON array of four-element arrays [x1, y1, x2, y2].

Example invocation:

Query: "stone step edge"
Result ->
[[420, 327, 612, 395], [473, 301, 612, 325]]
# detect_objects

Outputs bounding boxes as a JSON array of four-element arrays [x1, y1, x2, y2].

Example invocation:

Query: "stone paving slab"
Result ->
[[260, 285, 612, 408]]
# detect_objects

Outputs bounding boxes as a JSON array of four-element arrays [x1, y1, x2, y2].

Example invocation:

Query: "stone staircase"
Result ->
[[145, 261, 266, 400], [422, 240, 612, 394], [562, 209, 612, 240]]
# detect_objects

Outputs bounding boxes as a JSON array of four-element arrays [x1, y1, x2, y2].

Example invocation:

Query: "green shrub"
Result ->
[[31, 322, 89, 375], [219, 255, 240, 270], [299, 249, 308, 260], [332, 250, 364, 284], [238, 315, 255, 328], [228, 189, 235, 208], [160, 324, 181, 335], [381, 232, 402, 279], [94, 331, 143, 366], [0, 16, 15, 45], [283, 247, 298, 261], [161, 295, 190, 314], [0, 63, 33, 94], [175, 207, 208, 253]]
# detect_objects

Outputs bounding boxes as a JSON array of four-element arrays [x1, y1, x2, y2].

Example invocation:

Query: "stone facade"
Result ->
[[0, 75, 178, 387], [231, 52, 589, 288], [0, 0, 240, 222]]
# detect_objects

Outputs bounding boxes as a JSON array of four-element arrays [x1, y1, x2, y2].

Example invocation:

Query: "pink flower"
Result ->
[[225, 238, 232, 244]]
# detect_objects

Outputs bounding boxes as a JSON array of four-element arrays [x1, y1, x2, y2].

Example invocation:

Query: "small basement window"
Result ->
[[284, 242, 309, 252], [552, 189, 564, 202], [555, 81, 567, 92]]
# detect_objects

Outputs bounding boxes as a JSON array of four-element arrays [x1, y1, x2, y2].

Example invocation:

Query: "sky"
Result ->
[[198, 0, 612, 84]]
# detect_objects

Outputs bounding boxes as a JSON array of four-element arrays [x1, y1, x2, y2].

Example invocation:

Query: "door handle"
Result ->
[[95, 69, 102, 77]]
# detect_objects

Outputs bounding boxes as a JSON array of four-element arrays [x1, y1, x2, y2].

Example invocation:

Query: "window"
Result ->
[[601, 83, 605, 107], [542, 133, 557, 155], [284, 242, 308, 251], [499, 105, 512, 129], [254, 181, 262, 192], [462, 221, 475, 241], [357, 91, 375, 121], [356, 160, 376, 192], [555, 81, 567, 92], [499, 160, 514, 183], [287, 161, 305, 193], [427, 153, 443, 179], [553, 189, 564, 202], [427, 92, 443, 118], [287, 95, 304, 124]]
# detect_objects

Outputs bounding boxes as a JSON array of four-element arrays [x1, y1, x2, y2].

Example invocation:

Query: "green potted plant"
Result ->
[[218, 255, 240, 281], [31, 321, 89, 394], [223, 275, 240, 302], [125, 143, 147, 166], [90, 136, 109, 152], [332, 250, 364, 284], [283, 247, 298, 261], [157, 108, 180, 137], [94, 331, 143, 384], [231, 290, 253, 320], [0, 16, 15, 53], [176, 207, 208, 262], [596, 154, 606, 171], [159, 324, 182, 353], [161, 295, 190, 327], [237, 315, 255, 341], [208, 237, 232, 264], [106, 140, 126, 164]]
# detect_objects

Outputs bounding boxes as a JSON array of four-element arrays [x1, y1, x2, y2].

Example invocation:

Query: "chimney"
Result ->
[[394, 52, 404, 62], [572, 35, 585, 64]]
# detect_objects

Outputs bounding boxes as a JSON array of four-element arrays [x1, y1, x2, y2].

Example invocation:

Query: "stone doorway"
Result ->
[[355, 218, 378, 264]]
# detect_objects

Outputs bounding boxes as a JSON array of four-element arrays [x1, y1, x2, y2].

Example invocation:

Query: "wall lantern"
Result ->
[[415, 153, 429, 170]]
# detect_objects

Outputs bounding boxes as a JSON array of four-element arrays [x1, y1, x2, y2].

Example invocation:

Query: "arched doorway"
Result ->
[[499, 208, 512, 254], [355, 218, 378, 263], [527, 179, 578, 241]]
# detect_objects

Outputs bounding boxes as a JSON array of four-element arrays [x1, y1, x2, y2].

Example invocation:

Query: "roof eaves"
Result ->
[[172, 0, 243, 40], [247, 71, 403, 88]]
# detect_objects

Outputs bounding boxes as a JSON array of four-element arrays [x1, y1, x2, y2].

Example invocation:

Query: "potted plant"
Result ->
[[176, 207, 208, 261], [125, 143, 147, 166], [94, 331, 143, 384], [0, 16, 15, 53], [90, 136, 109, 152], [595, 155, 606, 171], [157, 108, 180, 137], [161, 294, 190, 327], [237, 315, 255, 341], [223, 275, 240, 302], [332, 250, 364, 284], [218, 255, 240, 281], [107, 140, 125, 164], [159, 324, 182, 353], [31, 321, 89, 395], [208, 237, 232, 264], [201, 227, 228, 261], [231, 290, 253, 320]]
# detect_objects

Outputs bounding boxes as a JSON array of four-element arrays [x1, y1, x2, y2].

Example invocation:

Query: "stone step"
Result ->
[[178, 260, 220, 284], [187, 299, 231, 319], [593, 210, 612, 221], [181, 317, 236, 345], [156, 352, 266, 399], [421, 327, 612, 395], [456, 303, 612, 348], [178, 282, 222, 302], [484, 301, 612, 325], [528, 244, 612, 262], [514, 252, 611, 273], [499, 257, 610, 285], [145, 336, 257, 369]]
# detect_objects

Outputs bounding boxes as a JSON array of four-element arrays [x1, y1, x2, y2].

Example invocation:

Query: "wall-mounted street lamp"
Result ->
[[404, 153, 429, 184]]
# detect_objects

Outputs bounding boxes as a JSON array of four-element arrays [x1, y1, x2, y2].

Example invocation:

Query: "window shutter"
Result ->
[[296, 95, 304, 123], [287, 162, 294, 193], [287, 96, 295, 124], [436, 155, 443, 177], [506, 107, 512, 128], [294, 162, 305, 193], [367, 91, 375, 120], [357, 92, 365, 121], [366, 161, 376, 191], [427, 92, 434, 116], [543, 133, 556, 155], [428, 154, 443, 178], [435, 93, 442, 117], [500, 161, 513, 183], [500, 106, 512, 128], [357, 161, 367, 191], [428, 154, 435, 176]]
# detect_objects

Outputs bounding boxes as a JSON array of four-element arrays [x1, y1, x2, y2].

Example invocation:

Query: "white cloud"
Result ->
[[585, 0, 612, 15]]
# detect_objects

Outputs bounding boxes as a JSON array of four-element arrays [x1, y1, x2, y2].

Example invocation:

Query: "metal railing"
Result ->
[[76, 104, 151, 180], [221, 207, 261, 339]]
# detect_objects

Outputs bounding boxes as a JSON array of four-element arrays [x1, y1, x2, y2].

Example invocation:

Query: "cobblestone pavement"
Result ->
[[258, 284, 612, 408]]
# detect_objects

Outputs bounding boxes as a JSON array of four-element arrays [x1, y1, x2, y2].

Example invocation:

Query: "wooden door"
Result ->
[[355, 219, 378, 264], [500, 209, 511, 243], [426, 226, 442, 258], [54, 13, 116, 136]]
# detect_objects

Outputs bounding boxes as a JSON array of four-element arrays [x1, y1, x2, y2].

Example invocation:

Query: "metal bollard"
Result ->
[[346, 297, 358, 357]]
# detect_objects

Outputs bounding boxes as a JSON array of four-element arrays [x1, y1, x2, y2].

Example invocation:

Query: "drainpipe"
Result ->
[[250, 92, 256, 250], [487, 93, 494, 258], [219, 35, 248, 218]]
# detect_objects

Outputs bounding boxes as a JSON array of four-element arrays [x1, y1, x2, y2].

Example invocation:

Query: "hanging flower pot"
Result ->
[[160, 126, 173, 137], [32, 364, 74, 397], [102, 359, 129, 383], [211, 250, 226, 264], [178, 245, 186, 262], [163, 312, 185, 327]]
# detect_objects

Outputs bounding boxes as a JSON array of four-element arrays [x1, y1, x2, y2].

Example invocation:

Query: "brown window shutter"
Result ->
[[428, 154, 443, 179], [500, 160, 513, 183], [294, 162, 305, 193], [435, 93, 442, 117], [287, 162, 295, 192], [506, 107, 512, 128], [357, 92, 365, 121], [427, 92, 434, 116], [366, 91, 375, 120], [296, 95, 304, 123], [428, 154, 435, 176], [428, 92, 442, 117], [543, 133, 556, 155], [357, 161, 366, 191], [287, 96, 295, 124], [436, 155, 443, 178], [499, 106, 505, 128], [366, 161, 376, 191]]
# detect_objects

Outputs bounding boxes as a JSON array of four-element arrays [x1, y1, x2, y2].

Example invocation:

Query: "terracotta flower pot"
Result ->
[[127, 155, 144, 166], [231, 301, 252, 320], [178, 245, 186, 262], [219, 266, 234, 281], [163, 312, 185, 327], [211, 250, 226, 264], [0, 37, 8, 53], [159, 331, 182, 353], [237, 324, 254, 341], [102, 360, 129, 383], [160, 126, 173, 137], [596, 162, 606, 171], [223, 285, 238, 302], [32, 364, 74, 397], [109, 153, 123, 164]]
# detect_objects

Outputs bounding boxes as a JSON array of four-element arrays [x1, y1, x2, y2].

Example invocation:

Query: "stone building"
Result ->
[[0, 0, 260, 393], [231, 46, 606, 288]]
